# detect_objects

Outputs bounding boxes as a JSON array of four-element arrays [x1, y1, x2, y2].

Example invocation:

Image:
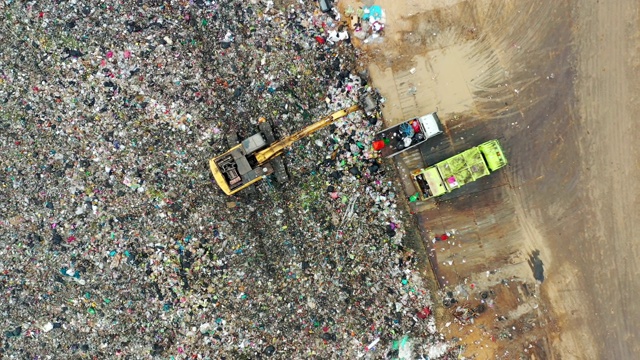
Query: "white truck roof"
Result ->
[[418, 113, 442, 139]]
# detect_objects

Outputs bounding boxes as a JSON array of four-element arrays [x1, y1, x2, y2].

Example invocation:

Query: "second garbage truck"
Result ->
[[410, 139, 507, 200]]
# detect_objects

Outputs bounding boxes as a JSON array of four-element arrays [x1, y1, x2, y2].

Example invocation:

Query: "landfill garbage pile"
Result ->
[[0, 0, 459, 359], [346, 4, 386, 44]]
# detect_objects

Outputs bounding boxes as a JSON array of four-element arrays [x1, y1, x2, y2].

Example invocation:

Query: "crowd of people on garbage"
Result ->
[[0, 0, 459, 358]]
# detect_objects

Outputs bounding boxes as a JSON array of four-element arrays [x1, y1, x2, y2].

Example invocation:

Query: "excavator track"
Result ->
[[259, 121, 289, 184]]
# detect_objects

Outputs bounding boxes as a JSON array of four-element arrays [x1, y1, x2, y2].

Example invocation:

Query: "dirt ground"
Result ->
[[341, 0, 640, 358]]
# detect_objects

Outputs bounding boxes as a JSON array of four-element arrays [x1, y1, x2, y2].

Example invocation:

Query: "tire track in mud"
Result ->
[[570, 0, 640, 358]]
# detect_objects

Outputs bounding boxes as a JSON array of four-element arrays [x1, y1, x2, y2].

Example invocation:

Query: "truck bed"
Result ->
[[374, 113, 442, 158], [435, 146, 490, 191], [377, 122, 425, 158]]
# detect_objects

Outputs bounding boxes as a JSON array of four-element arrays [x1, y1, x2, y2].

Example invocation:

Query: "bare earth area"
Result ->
[[343, 0, 640, 358]]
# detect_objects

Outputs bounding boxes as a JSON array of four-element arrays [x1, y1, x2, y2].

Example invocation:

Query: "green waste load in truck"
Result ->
[[411, 139, 507, 200]]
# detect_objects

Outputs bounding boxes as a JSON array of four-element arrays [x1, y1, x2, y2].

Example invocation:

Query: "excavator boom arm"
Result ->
[[254, 104, 360, 164]]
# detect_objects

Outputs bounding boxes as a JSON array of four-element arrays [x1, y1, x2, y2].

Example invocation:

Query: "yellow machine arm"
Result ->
[[254, 104, 360, 164]]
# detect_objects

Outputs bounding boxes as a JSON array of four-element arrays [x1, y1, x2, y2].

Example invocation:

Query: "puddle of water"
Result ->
[[369, 41, 503, 121]]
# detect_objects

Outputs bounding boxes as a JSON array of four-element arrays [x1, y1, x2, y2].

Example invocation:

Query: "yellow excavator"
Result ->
[[209, 104, 360, 195]]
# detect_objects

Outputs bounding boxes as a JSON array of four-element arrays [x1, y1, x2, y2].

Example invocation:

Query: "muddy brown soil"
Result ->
[[343, 0, 640, 358]]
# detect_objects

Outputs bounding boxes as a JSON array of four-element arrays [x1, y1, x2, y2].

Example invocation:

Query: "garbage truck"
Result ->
[[209, 105, 360, 195], [410, 139, 507, 200], [372, 112, 443, 158]]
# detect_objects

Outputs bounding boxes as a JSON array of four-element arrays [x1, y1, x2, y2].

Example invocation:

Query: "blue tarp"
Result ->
[[363, 5, 384, 22]]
